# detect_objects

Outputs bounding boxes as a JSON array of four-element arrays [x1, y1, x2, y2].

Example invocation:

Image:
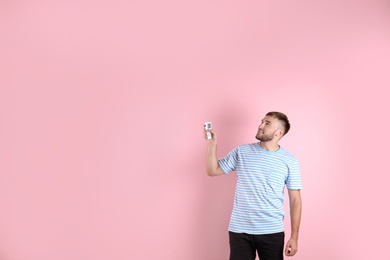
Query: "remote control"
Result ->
[[204, 122, 212, 140]]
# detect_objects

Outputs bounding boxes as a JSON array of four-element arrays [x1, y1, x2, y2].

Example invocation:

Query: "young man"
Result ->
[[204, 111, 302, 260]]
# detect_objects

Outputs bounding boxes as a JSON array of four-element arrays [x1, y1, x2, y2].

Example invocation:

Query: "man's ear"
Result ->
[[276, 128, 284, 137]]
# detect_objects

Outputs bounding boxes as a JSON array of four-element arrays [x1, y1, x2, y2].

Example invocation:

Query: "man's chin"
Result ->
[[257, 136, 273, 142]]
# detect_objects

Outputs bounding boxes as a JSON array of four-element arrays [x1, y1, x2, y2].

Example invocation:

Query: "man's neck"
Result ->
[[260, 141, 280, 152]]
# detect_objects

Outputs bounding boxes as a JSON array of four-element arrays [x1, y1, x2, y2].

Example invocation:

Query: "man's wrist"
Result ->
[[289, 232, 299, 240], [208, 142, 217, 148]]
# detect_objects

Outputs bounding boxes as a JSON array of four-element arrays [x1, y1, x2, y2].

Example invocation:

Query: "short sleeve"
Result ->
[[218, 147, 239, 174], [285, 159, 303, 190]]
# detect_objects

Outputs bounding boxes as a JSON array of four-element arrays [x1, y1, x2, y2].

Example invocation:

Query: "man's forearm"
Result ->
[[206, 143, 219, 176], [290, 196, 302, 239]]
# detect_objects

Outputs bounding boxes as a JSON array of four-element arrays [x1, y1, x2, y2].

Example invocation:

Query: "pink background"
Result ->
[[1, 0, 390, 259]]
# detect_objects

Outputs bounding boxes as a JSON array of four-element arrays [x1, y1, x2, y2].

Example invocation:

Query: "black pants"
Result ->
[[229, 231, 284, 260]]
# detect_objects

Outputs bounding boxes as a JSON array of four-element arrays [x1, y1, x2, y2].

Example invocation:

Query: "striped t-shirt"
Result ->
[[218, 142, 302, 235]]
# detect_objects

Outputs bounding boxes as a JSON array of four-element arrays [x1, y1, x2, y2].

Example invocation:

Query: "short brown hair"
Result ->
[[266, 111, 290, 135]]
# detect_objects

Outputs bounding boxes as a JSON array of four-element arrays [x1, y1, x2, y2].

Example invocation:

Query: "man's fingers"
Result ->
[[285, 246, 297, 257], [285, 245, 291, 255], [284, 243, 296, 256]]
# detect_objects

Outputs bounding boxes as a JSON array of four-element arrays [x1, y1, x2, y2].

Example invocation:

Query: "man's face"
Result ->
[[255, 116, 282, 142]]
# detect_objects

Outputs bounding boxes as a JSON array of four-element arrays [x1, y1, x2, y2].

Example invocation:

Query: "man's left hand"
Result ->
[[285, 238, 298, 257]]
